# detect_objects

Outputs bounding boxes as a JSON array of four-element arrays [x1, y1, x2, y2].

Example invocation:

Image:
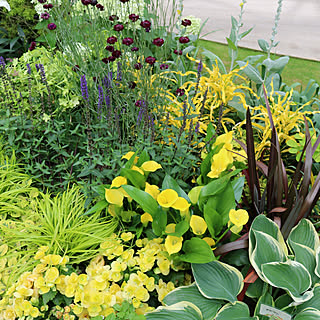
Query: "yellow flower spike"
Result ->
[[141, 212, 153, 226], [165, 235, 183, 255], [157, 189, 179, 208], [145, 182, 160, 199], [165, 223, 176, 234], [172, 197, 190, 211], [188, 186, 203, 204], [229, 209, 249, 227], [202, 237, 216, 247], [132, 165, 144, 175], [140, 161, 162, 172], [105, 188, 124, 207], [190, 215, 207, 235], [111, 176, 127, 188]]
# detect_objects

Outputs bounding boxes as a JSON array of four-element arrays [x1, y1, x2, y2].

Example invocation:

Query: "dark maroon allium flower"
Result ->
[[105, 45, 114, 52], [93, 76, 98, 82], [72, 65, 80, 72], [122, 37, 134, 46], [176, 88, 185, 96], [41, 12, 50, 20], [96, 3, 104, 10], [102, 56, 116, 64], [28, 41, 37, 51], [179, 36, 190, 44], [47, 23, 57, 30], [135, 100, 143, 107], [160, 63, 169, 70], [152, 37, 164, 47], [145, 27, 151, 32], [90, 0, 98, 5], [112, 50, 121, 58], [128, 81, 136, 89], [174, 49, 183, 55], [38, 0, 46, 3], [107, 36, 117, 44], [120, 0, 129, 2], [129, 13, 139, 22], [145, 56, 156, 65], [109, 15, 118, 21], [134, 63, 143, 70], [81, 0, 91, 4], [131, 46, 139, 52], [182, 19, 192, 26], [43, 3, 53, 8], [114, 24, 124, 32], [140, 20, 151, 29]]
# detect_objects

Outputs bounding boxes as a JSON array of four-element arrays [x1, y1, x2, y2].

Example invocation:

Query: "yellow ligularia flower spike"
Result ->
[[190, 215, 207, 235]]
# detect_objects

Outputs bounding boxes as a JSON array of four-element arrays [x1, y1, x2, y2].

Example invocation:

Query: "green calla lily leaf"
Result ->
[[180, 238, 216, 264]]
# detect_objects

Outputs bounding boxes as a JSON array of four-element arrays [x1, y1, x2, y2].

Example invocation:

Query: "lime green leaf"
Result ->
[[146, 302, 203, 320], [192, 261, 243, 303], [204, 205, 223, 238], [120, 168, 146, 189], [180, 238, 216, 263], [136, 149, 150, 166], [262, 260, 312, 303], [231, 176, 245, 203], [152, 208, 167, 236], [163, 283, 222, 320], [215, 301, 258, 320], [84, 200, 108, 216], [294, 308, 320, 320], [167, 220, 189, 237]]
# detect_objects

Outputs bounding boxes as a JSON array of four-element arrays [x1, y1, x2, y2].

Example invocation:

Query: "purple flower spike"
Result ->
[[80, 75, 89, 102], [26, 63, 32, 75]]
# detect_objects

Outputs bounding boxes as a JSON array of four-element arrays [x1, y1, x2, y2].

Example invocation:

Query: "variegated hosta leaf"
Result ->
[[192, 260, 243, 303], [163, 283, 222, 320], [294, 307, 320, 320], [296, 284, 320, 313], [145, 301, 203, 320], [315, 247, 320, 278], [261, 260, 312, 303], [215, 301, 258, 320], [0, 0, 10, 11]]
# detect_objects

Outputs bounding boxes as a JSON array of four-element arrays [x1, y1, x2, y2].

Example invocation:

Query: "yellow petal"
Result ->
[[105, 189, 124, 206], [122, 151, 135, 160], [157, 189, 178, 208], [145, 182, 160, 199], [165, 236, 183, 255], [188, 186, 203, 204], [165, 223, 176, 234], [140, 161, 162, 172], [111, 176, 127, 188], [132, 165, 144, 175], [141, 213, 153, 225], [172, 197, 190, 211], [202, 237, 216, 247], [190, 215, 207, 235], [229, 209, 249, 227]]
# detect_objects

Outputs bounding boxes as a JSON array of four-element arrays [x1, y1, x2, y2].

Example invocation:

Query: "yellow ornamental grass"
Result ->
[[229, 209, 249, 227], [140, 161, 162, 172], [157, 189, 179, 208], [190, 215, 207, 235], [165, 236, 183, 255]]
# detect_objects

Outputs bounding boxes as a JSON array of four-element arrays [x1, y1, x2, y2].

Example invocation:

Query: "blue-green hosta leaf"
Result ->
[[250, 230, 287, 280], [296, 284, 320, 313], [314, 247, 320, 278], [145, 301, 203, 320], [261, 260, 312, 303], [288, 219, 319, 252], [294, 308, 320, 320], [254, 291, 274, 319], [163, 283, 222, 320], [192, 261, 243, 303], [215, 301, 258, 320]]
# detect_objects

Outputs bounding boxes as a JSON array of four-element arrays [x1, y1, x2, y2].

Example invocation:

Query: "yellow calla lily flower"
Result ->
[[172, 197, 190, 211], [140, 161, 162, 172], [141, 212, 153, 225], [229, 209, 249, 227], [165, 235, 183, 255], [157, 189, 178, 208], [105, 188, 124, 207], [145, 182, 160, 199], [111, 176, 127, 188], [190, 215, 207, 235]]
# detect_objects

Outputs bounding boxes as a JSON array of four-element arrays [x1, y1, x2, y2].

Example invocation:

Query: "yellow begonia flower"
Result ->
[[229, 209, 249, 227], [157, 189, 178, 208], [44, 267, 59, 284], [165, 223, 176, 234], [207, 148, 233, 178], [165, 235, 183, 255], [105, 188, 124, 207], [111, 176, 127, 188], [140, 161, 162, 172], [190, 215, 207, 235], [188, 186, 203, 204], [172, 197, 190, 211], [0, 244, 8, 256], [41, 254, 63, 265], [132, 165, 144, 175], [141, 212, 153, 225], [202, 237, 216, 247], [145, 182, 160, 199], [121, 232, 134, 242]]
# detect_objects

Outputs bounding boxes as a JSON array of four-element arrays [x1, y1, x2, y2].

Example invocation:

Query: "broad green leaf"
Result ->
[[122, 185, 158, 216], [226, 37, 237, 50], [188, 186, 203, 204], [245, 278, 264, 299], [167, 220, 189, 237], [294, 308, 320, 320], [237, 61, 263, 84], [222, 249, 249, 267], [120, 168, 146, 189], [231, 176, 245, 203], [200, 49, 227, 74], [215, 301, 258, 320], [254, 291, 274, 319], [136, 149, 150, 166], [146, 302, 203, 320], [84, 200, 108, 216], [296, 284, 320, 313], [275, 293, 293, 309], [163, 283, 222, 320], [315, 247, 320, 278], [269, 56, 289, 73], [180, 238, 216, 263], [204, 204, 223, 237], [152, 208, 167, 236], [192, 261, 243, 303], [262, 260, 312, 303], [162, 174, 189, 201], [288, 219, 319, 251]]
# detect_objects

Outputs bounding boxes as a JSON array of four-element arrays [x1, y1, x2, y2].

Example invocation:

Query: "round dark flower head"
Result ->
[[179, 36, 190, 44], [129, 13, 139, 22], [131, 46, 139, 52], [140, 20, 151, 29], [122, 37, 134, 46], [81, 0, 91, 4], [120, 0, 129, 2], [182, 19, 192, 27], [47, 23, 57, 30], [107, 36, 117, 44], [109, 15, 118, 21], [112, 50, 121, 58], [38, 0, 46, 3], [90, 0, 98, 5], [43, 3, 53, 8], [96, 3, 104, 10], [135, 100, 143, 107], [114, 24, 124, 32], [174, 49, 182, 55], [128, 81, 136, 89], [160, 63, 169, 70], [134, 63, 143, 70], [28, 41, 37, 51], [41, 12, 50, 20], [102, 56, 116, 64], [105, 45, 114, 52], [152, 37, 164, 47], [176, 88, 185, 96], [145, 56, 156, 65]]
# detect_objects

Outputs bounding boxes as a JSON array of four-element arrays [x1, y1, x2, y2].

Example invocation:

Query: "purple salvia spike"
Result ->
[[80, 75, 89, 102], [26, 64, 32, 75], [117, 62, 122, 81], [0, 57, 5, 67], [97, 85, 103, 118]]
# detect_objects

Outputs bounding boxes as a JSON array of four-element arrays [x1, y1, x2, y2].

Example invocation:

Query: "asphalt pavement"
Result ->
[[182, 0, 320, 61]]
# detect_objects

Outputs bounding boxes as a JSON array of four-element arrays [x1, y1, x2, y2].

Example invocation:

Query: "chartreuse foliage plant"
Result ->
[[146, 215, 320, 319]]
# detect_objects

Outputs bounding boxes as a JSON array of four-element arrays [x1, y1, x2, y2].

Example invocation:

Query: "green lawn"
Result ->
[[199, 40, 320, 90]]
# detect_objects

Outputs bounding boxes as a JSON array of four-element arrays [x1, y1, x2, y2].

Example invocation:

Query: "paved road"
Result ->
[[182, 0, 320, 61]]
